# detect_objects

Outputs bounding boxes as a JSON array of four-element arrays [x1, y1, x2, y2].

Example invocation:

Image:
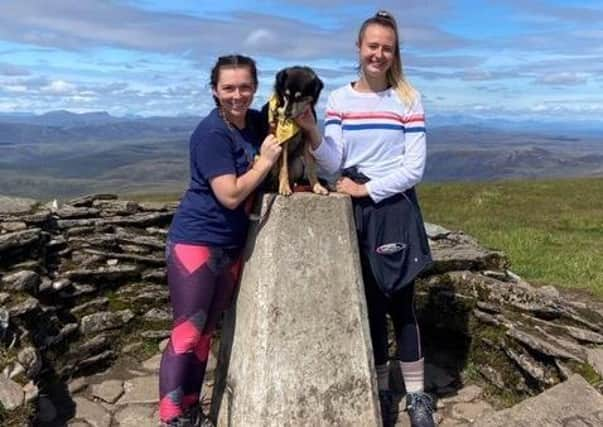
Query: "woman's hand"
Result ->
[[294, 106, 316, 131], [336, 177, 368, 198], [258, 134, 282, 165], [294, 107, 321, 150], [210, 135, 282, 210]]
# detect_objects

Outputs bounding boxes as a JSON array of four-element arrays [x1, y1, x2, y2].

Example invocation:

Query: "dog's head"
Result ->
[[274, 66, 323, 119]]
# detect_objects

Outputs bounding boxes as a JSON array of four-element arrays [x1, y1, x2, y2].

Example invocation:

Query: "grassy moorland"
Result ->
[[417, 177, 603, 299], [128, 176, 603, 299]]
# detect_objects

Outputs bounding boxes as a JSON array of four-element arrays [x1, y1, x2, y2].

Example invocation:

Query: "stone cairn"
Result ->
[[415, 226, 603, 424], [0, 194, 602, 426], [0, 194, 175, 424]]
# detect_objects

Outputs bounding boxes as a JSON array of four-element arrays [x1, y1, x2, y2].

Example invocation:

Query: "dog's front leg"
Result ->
[[278, 142, 292, 196], [304, 144, 328, 195]]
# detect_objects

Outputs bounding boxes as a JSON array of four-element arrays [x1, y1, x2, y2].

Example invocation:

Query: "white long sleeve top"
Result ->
[[313, 83, 427, 203]]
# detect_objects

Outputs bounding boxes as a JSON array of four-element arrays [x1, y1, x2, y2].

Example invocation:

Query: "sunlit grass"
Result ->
[[124, 177, 603, 299], [418, 177, 603, 298]]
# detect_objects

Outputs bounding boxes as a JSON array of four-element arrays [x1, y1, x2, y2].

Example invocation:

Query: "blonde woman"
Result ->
[[296, 10, 434, 427]]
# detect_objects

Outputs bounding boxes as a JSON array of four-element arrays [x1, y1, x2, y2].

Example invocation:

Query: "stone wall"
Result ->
[[415, 226, 603, 405], [1, 193, 602, 425], [0, 194, 175, 420]]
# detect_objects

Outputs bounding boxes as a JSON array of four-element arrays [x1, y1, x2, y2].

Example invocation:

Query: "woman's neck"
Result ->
[[230, 117, 246, 129], [354, 74, 389, 93], [221, 110, 246, 130]]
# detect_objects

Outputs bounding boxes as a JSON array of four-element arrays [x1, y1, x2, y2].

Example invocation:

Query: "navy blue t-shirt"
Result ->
[[168, 108, 264, 247]]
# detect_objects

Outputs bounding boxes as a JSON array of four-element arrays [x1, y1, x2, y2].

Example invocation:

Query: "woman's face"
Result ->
[[213, 66, 256, 123], [358, 24, 396, 81]]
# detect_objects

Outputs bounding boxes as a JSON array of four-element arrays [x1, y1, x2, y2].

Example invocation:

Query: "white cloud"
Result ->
[[462, 70, 494, 81], [0, 0, 464, 60], [538, 72, 587, 86], [0, 100, 21, 110], [0, 62, 30, 76], [69, 95, 95, 103], [4, 85, 27, 93], [41, 79, 76, 95], [244, 29, 274, 48], [0, 0, 601, 119]]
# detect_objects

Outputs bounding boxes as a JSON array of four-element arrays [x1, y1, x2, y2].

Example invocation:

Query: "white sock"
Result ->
[[399, 358, 424, 393], [376, 363, 390, 391]]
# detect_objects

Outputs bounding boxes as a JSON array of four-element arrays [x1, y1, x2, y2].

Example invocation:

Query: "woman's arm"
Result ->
[[295, 93, 344, 175], [210, 134, 281, 210], [365, 95, 426, 203]]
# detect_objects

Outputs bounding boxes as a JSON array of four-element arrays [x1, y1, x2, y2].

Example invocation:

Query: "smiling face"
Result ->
[[212, 66, 256, 127], [358, 23, 396, 83]]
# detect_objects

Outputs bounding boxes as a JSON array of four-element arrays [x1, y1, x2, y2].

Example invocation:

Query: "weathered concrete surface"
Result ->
[[472, 374, 603, 427], [212, 193, 380, 427]]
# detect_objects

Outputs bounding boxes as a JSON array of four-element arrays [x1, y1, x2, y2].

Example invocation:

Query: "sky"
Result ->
[[0, 0, 602, 121]]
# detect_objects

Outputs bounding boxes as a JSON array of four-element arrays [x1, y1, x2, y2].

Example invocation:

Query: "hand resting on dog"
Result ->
[[210, 134, 282, 209], [294, 106, 322, 152]]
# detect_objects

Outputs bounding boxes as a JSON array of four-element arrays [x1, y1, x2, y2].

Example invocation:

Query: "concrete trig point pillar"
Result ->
[[211, 193, 381, 426]]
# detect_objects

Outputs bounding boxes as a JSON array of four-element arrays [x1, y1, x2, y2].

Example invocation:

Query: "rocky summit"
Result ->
[[0, 193, 602, 426]]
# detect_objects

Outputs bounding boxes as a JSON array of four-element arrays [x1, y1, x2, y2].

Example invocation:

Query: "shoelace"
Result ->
[[407, 392, 434, 413]]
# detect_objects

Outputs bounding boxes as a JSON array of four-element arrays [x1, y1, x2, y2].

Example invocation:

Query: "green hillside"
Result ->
[[418, 177, 603, 298], [128, 176, 603, 299]]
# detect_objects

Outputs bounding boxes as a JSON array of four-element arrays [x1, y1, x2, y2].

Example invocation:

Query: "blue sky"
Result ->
[[0, 0, 602, 120]]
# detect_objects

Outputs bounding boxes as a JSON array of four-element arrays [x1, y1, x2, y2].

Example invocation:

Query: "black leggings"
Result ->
[[362, 257, 422, 365]]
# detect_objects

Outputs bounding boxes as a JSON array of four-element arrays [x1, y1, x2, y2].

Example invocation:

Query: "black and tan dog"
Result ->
[[262, 66, 328, 196]]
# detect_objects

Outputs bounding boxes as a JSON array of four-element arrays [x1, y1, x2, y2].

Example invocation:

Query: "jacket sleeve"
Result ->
[[311, 92, 345, 174], [365, 93, 427, 203]]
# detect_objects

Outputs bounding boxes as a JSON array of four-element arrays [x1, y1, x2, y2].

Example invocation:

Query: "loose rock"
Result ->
[[91, 379, 124, 404], [72, 396, 112, 427], [0, 376, 25, 411]]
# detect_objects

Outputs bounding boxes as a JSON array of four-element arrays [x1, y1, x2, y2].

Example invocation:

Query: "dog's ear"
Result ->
[[312, 75, 324, 104], [275, 68, 288, 95]]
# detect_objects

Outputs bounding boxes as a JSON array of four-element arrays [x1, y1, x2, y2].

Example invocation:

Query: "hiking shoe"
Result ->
[[405, 392, 435, 427], [160, 417, 194, 427], [161, 406, 201, 427], [199, 412, 215, 427], [378, 390, 394, 427], [185, 405, 201, 427]]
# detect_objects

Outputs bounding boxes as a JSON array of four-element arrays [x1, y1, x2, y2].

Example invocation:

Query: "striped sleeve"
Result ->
[[312, 92, 344, 175], [366, 94, 427, 203]]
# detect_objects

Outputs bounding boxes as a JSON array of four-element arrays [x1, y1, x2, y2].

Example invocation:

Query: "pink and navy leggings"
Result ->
[[159, 241, 242, 423]]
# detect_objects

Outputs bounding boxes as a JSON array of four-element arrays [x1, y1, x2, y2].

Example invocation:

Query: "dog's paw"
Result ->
[[279, 184, 293, 196], [312, 183, 329, 195]]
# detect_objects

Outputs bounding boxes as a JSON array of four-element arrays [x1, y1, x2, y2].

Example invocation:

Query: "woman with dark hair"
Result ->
[[296, 10, 434, 427], [158, 54, 281, 427]]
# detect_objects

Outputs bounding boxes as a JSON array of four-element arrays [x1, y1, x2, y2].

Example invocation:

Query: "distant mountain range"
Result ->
[[3, 110, 603, 134], [0, 110, 200, 145], [429, 113, 603, 136], [0, 110, 602, 199], [0, 110, 198, 126]]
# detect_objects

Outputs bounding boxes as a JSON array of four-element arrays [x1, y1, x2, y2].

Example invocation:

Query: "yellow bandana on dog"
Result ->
[[268, 94, 301, 145]]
